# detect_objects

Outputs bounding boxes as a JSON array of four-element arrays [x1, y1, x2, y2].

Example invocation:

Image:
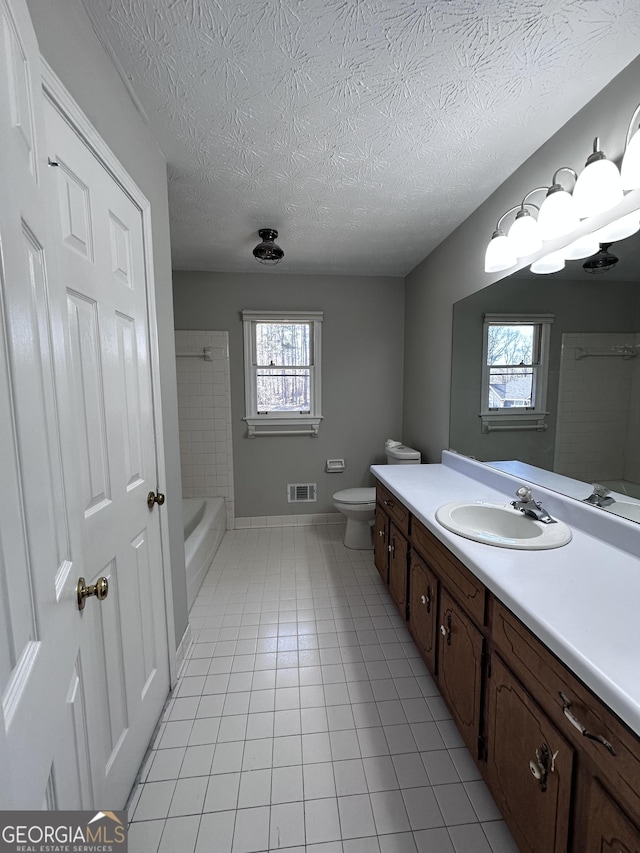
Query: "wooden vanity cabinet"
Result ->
[[374, 484, 410, 618], [584, 781, 640, 853], [372, 479, 640, 853], [408, 550, 438, 672], [484, 654, 575, 853], [437, 587, 484, 756]]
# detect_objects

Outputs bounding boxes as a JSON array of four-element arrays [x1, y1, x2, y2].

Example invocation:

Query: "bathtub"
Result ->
[[183, 497, 226, 610]]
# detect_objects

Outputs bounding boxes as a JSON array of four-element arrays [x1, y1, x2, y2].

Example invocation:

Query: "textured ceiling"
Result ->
[[82, 0, 640, 276]]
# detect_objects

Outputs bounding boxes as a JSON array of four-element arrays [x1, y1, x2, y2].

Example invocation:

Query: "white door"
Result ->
[[0, 0, 170, 809], [0, 0, 87, 808], [44, 96, 170, 806]]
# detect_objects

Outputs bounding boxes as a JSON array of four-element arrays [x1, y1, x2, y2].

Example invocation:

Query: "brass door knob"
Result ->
[[147, 490, 166, 509], [77, 576, 109, 611]]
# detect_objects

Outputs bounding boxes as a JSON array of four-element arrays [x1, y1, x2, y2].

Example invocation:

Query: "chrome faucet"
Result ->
[[583, 484, 615, 508], [511, 486, 557, 524]]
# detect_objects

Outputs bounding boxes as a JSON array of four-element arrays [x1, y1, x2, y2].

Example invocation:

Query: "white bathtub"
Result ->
[[183, 497, 226, 610]]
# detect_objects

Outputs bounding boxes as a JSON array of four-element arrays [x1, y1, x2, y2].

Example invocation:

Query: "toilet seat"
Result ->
[[333, 487, 376, 505]]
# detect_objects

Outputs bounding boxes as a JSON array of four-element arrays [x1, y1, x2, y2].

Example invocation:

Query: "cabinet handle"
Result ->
[[420, 586, 432, 613], [558, 692, 616, 755], [528, 742, 554, 792], [383, 499, 395, 508], [378, 529, 385, 539], [439, 613, 451, 645], [389, 539, 395, 557]]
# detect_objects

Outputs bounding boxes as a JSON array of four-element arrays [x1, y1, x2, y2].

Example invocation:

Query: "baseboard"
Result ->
[[233, 513, 344, 529]]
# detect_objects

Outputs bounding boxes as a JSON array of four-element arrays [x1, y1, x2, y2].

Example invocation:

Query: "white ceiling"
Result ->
[[82, 0, 640, 277]]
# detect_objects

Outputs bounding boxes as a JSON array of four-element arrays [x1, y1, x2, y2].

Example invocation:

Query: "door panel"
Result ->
[[45, 97, 169, 806], [0, 0, 88, 808]]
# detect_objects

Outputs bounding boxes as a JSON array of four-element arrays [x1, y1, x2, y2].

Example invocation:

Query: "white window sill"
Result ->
[[480, 412, 548, 434], [244, 416, 322, 438]]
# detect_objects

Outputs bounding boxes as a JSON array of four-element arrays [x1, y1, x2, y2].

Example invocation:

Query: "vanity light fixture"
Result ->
[[530, 249, 565, 275], [506, 189, 546, 257], [536, 168, 580, 240], [562, 233, 601, 260], [594, 210, 640, 242], [253, 228, 284, 265], [484, 206, 522, 272], [620, 104, 640, 190], [572, 137, 624, 219]]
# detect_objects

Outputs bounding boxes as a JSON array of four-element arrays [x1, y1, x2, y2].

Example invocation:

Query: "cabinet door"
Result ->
[[485, 654, 574, 853], [585, 781, 640, 853], [409, 551, 437, 673], [388, 523, 408, 618], [437, 588, 484, 755], [374, 505, 389, 583]]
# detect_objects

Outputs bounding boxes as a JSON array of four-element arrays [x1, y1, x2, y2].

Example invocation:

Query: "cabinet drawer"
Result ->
[[491, 598, 640, 819], [376, 482, 410, 535], [411, 518, 486, 626]]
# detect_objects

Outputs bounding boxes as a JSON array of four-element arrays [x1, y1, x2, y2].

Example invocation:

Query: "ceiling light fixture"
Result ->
[[253, 229, 284, 265], [621, 104, 640, 190], [484, 209, 518, 273], [582, 243, 619, 274], [572, 137, 624, 218]]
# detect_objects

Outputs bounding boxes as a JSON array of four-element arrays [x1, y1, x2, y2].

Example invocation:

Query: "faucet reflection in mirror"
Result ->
[[484, 102, 640, 275]]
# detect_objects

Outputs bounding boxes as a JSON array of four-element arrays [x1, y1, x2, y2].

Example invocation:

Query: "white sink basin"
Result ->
[[435, 501, 572, 550], [603, 501, 640, 523]]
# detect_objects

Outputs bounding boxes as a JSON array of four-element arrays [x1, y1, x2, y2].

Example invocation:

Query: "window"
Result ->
[[242, 310, 323, 437], [480, 314, 553, 433]]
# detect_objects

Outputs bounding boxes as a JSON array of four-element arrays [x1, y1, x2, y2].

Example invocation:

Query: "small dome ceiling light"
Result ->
[[582, 243, 619, 274], [253, 229, 284, 265]]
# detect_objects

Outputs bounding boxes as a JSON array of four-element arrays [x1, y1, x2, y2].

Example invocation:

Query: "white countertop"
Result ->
[[371, 452, 640, 736]]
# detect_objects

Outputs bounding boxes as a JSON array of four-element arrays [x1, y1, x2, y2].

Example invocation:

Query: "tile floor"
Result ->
[[128, 524, 520, 853]]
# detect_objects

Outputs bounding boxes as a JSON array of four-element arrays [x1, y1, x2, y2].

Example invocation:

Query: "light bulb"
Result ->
[[507, 211, 543, 257], [484, 230, 517, 273], [562, 234, 600, 260], [594, 211, 640, 242], [573, 139, 624, 219], [530, 250, 565, 275], [537, 187, 580, 240], [621, 127, 640, 190]]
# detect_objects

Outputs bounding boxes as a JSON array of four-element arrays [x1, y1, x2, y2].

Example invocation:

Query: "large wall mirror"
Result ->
[[450, 230, 640, 522]]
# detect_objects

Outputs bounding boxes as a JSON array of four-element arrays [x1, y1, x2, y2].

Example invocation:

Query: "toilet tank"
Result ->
[[386, 444, 421, 464]]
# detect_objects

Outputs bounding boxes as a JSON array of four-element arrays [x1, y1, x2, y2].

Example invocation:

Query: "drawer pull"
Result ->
[[383, 499, 395, 508], [559, 691, 616, 755]]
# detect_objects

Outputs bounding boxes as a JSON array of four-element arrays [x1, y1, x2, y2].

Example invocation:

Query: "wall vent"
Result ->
[[287, 483, 317, 503]]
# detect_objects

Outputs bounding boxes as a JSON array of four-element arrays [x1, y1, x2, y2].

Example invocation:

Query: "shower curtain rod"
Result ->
[[575, 346, 637, 360]]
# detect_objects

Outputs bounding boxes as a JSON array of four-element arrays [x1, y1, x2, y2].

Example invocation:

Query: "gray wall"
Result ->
[[172, 272, 405, 518], [403, 54, 640, 465], [27, 0, 188, 647], [450, 277, 640, 467]]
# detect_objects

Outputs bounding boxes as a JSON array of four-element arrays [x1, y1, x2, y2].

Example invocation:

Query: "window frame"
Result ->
[[479, 313, 554, 433], [242, 309, 323, 437]]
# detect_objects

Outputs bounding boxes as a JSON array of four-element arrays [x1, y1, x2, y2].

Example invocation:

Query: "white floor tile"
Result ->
[[131, 526, 510, 853]]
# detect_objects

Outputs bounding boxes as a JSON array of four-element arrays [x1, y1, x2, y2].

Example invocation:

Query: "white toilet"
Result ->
[[333, 441, 421, 549]]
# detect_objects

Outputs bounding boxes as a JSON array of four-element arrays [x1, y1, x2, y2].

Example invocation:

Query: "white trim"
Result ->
[[40, 61, 178, 685], [242, 310, 323, 438], [480, 313, 553, 433]]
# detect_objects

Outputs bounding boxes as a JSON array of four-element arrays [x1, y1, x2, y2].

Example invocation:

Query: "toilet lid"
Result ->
[[333, 488, 376, 504]]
